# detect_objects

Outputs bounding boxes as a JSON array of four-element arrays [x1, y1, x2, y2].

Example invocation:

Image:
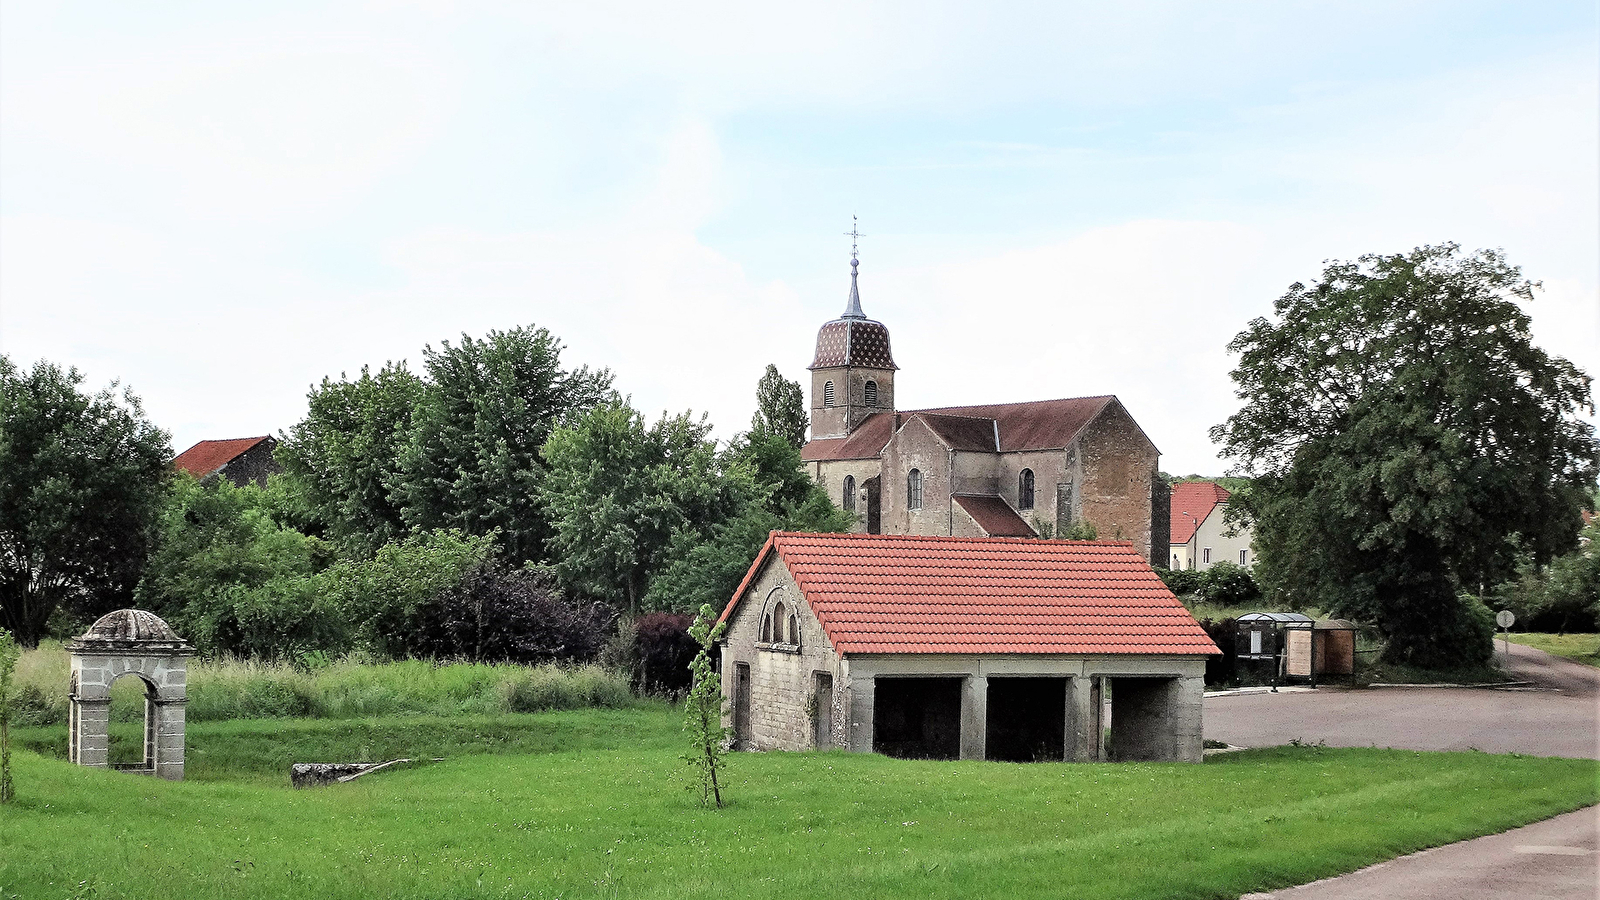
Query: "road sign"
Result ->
[[1496, 610, 1515, 629]]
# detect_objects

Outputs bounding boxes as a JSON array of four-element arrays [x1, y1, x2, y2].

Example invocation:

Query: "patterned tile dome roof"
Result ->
[[810, 319, 897, 370], [809, 257, 897, 370]]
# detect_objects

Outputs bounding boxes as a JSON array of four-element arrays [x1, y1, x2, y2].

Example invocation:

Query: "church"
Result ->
[[800, 256, 1171, 565]]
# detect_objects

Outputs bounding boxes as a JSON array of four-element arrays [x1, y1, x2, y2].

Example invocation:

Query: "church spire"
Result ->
[[842, 216, 866, 319]]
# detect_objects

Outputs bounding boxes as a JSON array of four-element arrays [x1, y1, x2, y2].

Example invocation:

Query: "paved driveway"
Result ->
[[1210, 643, 1599, 899], [1204, 642, 1599, 759]]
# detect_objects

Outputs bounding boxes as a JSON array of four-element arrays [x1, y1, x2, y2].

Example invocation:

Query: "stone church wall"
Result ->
[[811, 459, 884, 533], [721, 559, 847, 751], [879, 416, 954, 536], [1079, 401, 1159, 560]]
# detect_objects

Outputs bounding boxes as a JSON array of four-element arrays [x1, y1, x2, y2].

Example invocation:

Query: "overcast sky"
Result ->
[[3, 2, 1595, 475]]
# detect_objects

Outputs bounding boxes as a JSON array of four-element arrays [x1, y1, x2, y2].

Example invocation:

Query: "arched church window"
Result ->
[[864, 380, 878, 406], [1019, 469, 1035, 510], [907, 468, 923, 510], [823, 381, 835, 407], [842, 475, 856, 511]]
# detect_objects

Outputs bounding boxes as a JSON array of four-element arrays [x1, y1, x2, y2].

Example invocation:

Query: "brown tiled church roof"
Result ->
[[954, 495, 1036, 536], [801, 396, 1121, 462]]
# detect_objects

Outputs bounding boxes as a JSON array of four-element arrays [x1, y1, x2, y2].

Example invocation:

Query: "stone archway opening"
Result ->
[[107, 673, 160, 770], [67, 610, 193, 780]]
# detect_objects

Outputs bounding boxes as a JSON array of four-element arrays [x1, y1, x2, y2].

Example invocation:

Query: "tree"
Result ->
[[135, 477, 342, 659], [541, 402, 734, 612], [1211, 245, 1597, 667], [277, 362, 425, 555], [642, 431, 850, 613], [682, 603, 729, 808], [751, 364, 808, 449], [395, 326, 613, 563], [0, 358, 171, 646]]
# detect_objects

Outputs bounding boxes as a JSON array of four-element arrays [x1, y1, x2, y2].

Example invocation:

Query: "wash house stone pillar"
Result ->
[[66, 610, 194, 781]]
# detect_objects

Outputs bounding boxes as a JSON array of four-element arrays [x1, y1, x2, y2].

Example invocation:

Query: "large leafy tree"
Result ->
[[751, 364, 808, 449], [0, 358, 172, 646], [395, 327, 613, 563], [277, 362, 425, 555], [541, 402, 736, 612], [1212, 244, 1597, 667]]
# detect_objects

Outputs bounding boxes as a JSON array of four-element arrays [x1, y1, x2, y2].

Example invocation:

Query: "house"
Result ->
[[171, 436, 279, 487], [800, 257, 1170, 565], [718, 532, 1219, 763], [1169, 480, 1252, 571]]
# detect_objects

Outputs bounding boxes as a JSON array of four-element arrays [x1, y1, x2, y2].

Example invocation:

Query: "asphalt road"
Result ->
[[1212, 643, 1599, 899], [1204, 642, 1599, 759]]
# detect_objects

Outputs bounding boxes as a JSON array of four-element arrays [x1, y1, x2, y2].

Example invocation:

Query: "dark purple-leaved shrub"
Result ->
[[634, 612, 697, 694], [412, 564, 613, 664]]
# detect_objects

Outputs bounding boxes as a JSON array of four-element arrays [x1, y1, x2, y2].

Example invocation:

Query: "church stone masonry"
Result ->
[[801, 257, 1170, 564]]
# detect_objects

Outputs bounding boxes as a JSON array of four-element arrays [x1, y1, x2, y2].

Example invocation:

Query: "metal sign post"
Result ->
[[1496, 609, 1515, 658]]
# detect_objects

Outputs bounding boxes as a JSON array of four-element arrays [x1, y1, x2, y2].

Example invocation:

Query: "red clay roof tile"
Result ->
[[1170, 481, 1231, 544], [721, 532, 1218, 656], [172, 437, 271, 479]]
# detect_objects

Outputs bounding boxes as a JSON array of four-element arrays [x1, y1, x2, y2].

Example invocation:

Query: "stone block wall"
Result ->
[[1079, 400, 1158, 560], [720, 559, 847, 751]]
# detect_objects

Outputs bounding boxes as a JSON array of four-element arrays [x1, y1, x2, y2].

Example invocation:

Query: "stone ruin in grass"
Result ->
[[67, 609, 192, 780]]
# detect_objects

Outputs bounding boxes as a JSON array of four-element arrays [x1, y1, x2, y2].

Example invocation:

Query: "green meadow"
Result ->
[[2, 706, 1595, 900]]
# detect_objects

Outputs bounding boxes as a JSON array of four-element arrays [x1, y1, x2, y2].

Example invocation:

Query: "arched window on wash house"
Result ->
[[842, 475, 856, 512], [907, 468, 923, 510], [1018, 468, 1035, 510], [771, 602, 787, 643]]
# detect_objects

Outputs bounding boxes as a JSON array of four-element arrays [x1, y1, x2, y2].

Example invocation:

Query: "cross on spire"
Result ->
[[842, 215, 866, 319]]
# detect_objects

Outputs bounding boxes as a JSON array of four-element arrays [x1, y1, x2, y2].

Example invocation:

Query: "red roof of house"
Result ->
[[721, 532, 1218, 656], [172, 437, 271, 478], [801, 396, 1126, 462], [1170, 481, 1230, 544], [953, 495, 1036, 537]]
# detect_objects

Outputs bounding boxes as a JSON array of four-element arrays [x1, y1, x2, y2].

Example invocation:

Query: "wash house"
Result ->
[[719, 532, 1219, 763]]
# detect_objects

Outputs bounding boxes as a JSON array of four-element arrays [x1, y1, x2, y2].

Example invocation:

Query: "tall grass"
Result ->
[[9, 642, 634, 725]]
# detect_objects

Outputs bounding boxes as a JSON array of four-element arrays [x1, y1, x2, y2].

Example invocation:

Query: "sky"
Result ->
[[2, 1, 1596, 475]]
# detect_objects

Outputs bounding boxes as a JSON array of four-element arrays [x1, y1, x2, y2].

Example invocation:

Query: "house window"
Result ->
[[864, 380, 878, 406], [842, 475, 856, 512], [1240, 549, 1248, 565], [1018, 469, 1035, 510], [907, 468, 923, 510], [1173, 553, 1180, 568], [823, 381, 835, 407], [1203, 548, 1211, 565]]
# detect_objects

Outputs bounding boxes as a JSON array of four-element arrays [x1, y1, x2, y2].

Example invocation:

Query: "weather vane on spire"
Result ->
[[845, 215, 864, 262]]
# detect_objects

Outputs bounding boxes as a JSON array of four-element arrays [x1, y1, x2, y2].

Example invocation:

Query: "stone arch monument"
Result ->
[[67, 609, 193, 780]]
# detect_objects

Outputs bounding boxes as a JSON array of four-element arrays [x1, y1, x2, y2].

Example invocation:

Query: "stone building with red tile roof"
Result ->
[[719, 532, 1217, 763], [1168, 480, 1253, 571], [801, 257, 1169, 564], [171, 436, 279, 487]]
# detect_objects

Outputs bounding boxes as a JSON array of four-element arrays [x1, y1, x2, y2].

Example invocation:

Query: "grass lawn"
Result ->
[[2, 708, 1596, 900], [1505, 632, 1600, 668]]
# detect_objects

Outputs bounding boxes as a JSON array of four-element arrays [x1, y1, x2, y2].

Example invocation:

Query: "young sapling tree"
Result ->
[[683, 603, 730, 808]]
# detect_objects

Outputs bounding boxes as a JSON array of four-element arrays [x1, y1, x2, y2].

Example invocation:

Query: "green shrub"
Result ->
[[1158, 567, 1205, 597], [1198, 562, 1262, 608]]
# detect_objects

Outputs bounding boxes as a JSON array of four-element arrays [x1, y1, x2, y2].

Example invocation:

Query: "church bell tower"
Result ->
[[808, 253, 896, 439]]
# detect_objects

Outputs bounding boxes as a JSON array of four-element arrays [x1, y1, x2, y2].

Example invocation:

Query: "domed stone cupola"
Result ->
[[809, 255, 896, 439]]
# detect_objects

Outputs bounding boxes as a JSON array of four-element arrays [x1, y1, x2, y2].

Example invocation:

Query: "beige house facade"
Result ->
[[1169, 481, 1254, 571]]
